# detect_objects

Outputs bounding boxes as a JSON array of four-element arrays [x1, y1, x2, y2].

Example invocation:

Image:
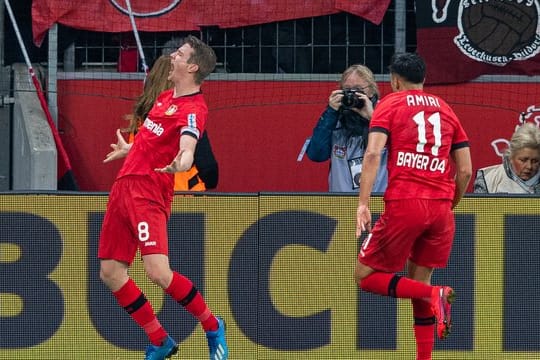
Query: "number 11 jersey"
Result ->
[[369, 89, 470, 200]]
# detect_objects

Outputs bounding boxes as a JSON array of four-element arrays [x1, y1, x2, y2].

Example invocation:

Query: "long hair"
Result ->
[[338, 64, 379, 141], [339, 64, 379, 99], [125, 55, 173, 133]]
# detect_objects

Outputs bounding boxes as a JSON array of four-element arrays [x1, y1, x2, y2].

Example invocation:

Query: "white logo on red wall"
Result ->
[[432, 0, 451, 23], [454, 0, 540, 66], [108, 0, 181, 17], [490, 105, 540, 158]]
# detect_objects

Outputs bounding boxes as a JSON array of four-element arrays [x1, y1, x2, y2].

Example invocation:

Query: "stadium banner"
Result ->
[[1, 193, 539, 359], [415, 0, 540, 84], [31, 0, 392, 46]]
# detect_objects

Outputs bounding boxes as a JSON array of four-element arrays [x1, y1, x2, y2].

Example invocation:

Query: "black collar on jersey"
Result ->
[[176, 90, 202, 98]]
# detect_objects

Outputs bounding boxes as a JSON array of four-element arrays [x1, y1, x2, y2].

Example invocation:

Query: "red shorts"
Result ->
[[358, 199, 455, 272], [98, 176, 171, 264]]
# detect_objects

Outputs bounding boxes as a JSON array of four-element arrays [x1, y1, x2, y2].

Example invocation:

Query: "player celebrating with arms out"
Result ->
[[354, 52, 472, 360], [99, 35, 228, 360]]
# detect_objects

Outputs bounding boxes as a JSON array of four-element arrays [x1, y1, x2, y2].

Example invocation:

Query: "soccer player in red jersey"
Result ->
[[98, 35, 228, 360], [354, 52, 472, 360]]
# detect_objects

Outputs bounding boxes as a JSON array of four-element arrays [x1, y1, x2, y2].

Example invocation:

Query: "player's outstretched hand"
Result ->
[[155, 149, 194, 173], [356, 205, 372, 238], [104, 129, 131, 163]]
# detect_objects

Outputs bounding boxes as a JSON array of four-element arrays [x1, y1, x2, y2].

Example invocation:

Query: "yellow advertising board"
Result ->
[[0, 194, 539, 359]]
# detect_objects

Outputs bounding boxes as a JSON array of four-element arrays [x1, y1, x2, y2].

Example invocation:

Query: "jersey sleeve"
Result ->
[[180, 101, 207, 140], [445, 103, 470, 150], [369, 94, 395, 134]]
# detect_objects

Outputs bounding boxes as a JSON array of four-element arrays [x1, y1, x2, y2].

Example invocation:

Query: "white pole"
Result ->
[[48, 23, 58, 127], [125, 0, 149, 74], [4, 0, 33, 71]]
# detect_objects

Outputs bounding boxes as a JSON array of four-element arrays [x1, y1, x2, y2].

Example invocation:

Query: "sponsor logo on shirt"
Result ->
[[143, 118, 164, 136]]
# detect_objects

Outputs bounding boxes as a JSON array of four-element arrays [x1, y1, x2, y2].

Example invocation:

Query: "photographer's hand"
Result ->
[[329, 89, 344, 111], [354, 92, 374, 120]]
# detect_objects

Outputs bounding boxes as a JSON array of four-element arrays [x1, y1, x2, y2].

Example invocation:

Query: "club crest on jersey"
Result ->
[[165, 104, 178, 116]]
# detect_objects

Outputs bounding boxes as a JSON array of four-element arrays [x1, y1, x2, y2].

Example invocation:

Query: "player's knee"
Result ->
[[99, 264, 126, 289], [144, 267, 172, 288], [99, 267, 109, 283], [145, 268, 163, 286], [354, 261, 372, 286], [354, 268, 366, 286]]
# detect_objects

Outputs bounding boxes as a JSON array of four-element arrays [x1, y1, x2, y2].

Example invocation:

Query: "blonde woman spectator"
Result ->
[[474, 123, 540, 194]]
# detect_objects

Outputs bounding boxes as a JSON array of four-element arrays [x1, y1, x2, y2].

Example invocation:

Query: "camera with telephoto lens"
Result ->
[[341, 89, 365, 109]]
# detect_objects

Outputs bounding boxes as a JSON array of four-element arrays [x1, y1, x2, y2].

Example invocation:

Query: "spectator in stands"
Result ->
[[125, 54, 219, 191], [474, 122, 540, 194], [305, 64, 388, 192]]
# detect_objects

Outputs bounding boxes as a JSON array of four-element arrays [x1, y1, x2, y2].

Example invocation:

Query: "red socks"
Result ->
[[165, 272, 218, 332], [359, 272, 432, 299], [359, 273, 435, 360], [412, 299, 435, 360], [112, 272, 219, 345], [113, 279, 167, 346]]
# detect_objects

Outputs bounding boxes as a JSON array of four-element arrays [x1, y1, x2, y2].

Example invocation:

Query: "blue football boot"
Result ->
[[205, 316, 229, 360], [144, 335, 178, 360]]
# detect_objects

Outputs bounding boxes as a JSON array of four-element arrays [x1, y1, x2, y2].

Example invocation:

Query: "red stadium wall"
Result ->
[[56, 79, 539, 192]]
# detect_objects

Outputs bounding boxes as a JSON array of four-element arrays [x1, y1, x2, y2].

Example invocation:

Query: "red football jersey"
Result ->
[[370, 89, 469, 200], [117, 89, 207, 191]]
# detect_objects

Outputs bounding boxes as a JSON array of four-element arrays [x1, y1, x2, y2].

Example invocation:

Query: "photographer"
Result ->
[[306, 64, 388, 192]]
